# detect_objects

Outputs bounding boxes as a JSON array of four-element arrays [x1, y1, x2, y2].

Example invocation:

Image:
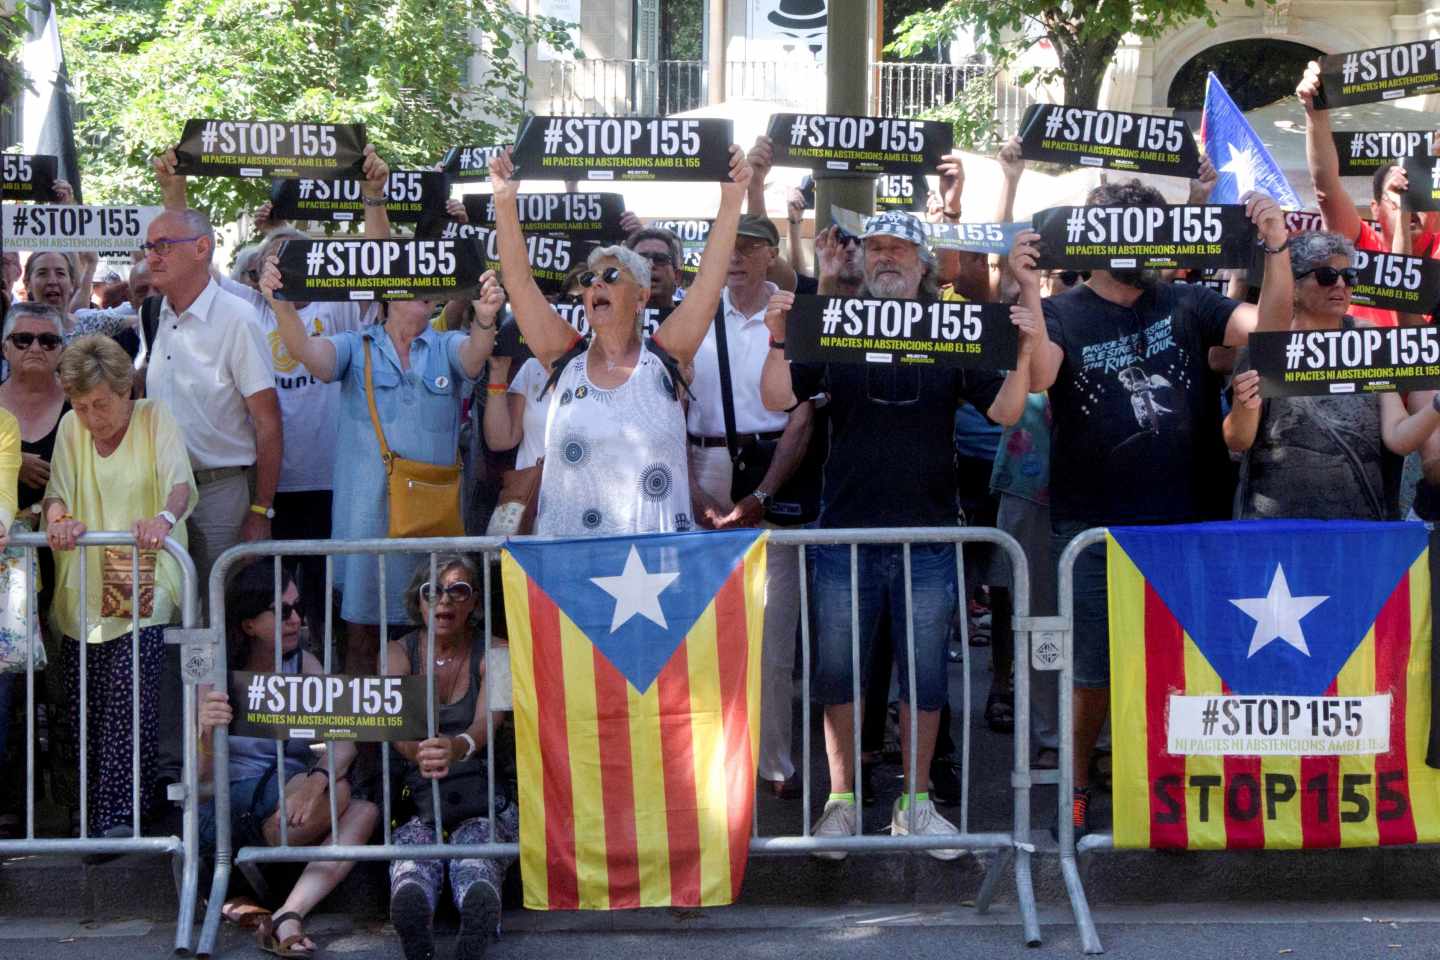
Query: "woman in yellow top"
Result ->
[[0, 406, 23, 840], [42, 335, 196, 839]]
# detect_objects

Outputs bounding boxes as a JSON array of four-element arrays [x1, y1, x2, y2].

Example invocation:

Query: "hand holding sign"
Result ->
[[937, 153, 964, 218], [1244, 190, 1290, 252], [764, 288, 795, 344], [1232, 368, 1262, 411], [1008, 229, 1044, 294], [476, 270, 505, 326], [488, 147, 519, 203]]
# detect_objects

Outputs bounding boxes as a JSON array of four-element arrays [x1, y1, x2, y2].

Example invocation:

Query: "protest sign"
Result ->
[[1018, 104, 1200, 178], [1347, 248, 1440, 314], [1333, 131, 1437, 176], [783, 294, 1017, 369], [1403, 154, 1440, 213], [441, 144, 507, 181], [173, 119, 366, 179], [874, 173, 929, 212], [439, 221, 579, 294], [1032, 204, 1257, 270], [1249, 326, 1440, 397], [1283, 210, 1382, 237], [269, 170, 449, 222], [275, 237, 484, 302], [229, 671, 427, 741], [649, 218, 711, 278], [1316, 40, 1440, 108], [511, 116, 734, 181], [766, 114, 951, 174], [1, 153, 58, 201], [495, 303, 672, 363], [2, 203, 161, 252], [830, 205, 1028, 256], [462, 191, 626, 238]]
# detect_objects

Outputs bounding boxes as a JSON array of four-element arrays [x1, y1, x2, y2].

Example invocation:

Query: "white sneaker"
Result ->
[[811, 798, 858, 860], [891, 796, 965, 861]]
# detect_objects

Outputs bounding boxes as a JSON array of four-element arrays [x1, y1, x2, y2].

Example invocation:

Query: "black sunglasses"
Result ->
[[270, 601, 302, 621], [1296, 266, 1360, 288], [420, 581, 475, 604], [579, 267, 623, 288], [638, 251, 673, 267], [7, 332, 63, 351], [835, 230, 862, 247]]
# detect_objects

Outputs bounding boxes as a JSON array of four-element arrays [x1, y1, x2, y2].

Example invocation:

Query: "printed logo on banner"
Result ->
[[269, 170, 449, 223], [275, 237, 483, 302], [1, 203, 163, 253], [173, 119, 367, 179], [1031, 204, 1257, 270], [1018, 104, 1200, 178], [462, 192, 626, 238], [766, 114, 951, 174], [1108, 521, 1439, 851], [438, 221, 576, 294], [1249, 326, 1440, 397], [1, 154, 59, 201], [442, 144, 507, 180], [229, 670, 427, 741], [783, 294, 1018, 369], [1403, 154, 1440, 213], [1333, 131, 1438, 176], [1316, 41, 1440, 109], [510, 116, 735, 181]]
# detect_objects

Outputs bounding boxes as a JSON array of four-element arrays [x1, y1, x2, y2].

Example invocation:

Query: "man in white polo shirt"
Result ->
[[686, 213, 814, 798]]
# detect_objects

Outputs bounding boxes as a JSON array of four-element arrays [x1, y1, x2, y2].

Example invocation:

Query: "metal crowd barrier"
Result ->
[[0, 532, 202, 956], [194, 528, 1043, 956]]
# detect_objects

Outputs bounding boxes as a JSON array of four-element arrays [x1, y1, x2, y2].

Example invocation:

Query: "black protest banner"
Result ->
[[511, 116, 735, 181], [1316, 41, 1440, 108], [1333, 131, 1437, 176], [269, 170, 449, 223], [874, 173, 929, 212], [1018, 104, 1199, 178], [650, 218, 712, 278], [784, 294, 1017, 370], [830, 205, 1028, 256], [173, 120, 366, 179], [1403, 154, 1440, 213], [438, 221, 580, 294], [1347, 248, 1440, 314], [1032, 205, 1256, 270], [495, 304, 674, 364], [275, 237, 483, 302], [441, 145, 507, 181], [1250, 327, 1440, 398], [1, 154, 58, 201], [2, 203, 161, 252], [1283, 210, 1383, 237], [229, 671, 427, 741], [463, 192, 626, 239], [766, 114, 952, 175]]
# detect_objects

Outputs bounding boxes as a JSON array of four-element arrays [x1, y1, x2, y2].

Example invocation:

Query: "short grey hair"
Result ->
[[230, 244, 262, 281], [587, 244, 651, 292], [1290, 230, 1355, 278], [2, 301, 65, 339], [624, 227, 683, 272], [257, 226, 307, 266], [171, 208, 216, 260], [403, 553, 482, 624]]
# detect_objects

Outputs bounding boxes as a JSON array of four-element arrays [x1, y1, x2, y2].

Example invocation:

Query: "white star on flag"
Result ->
[[1219, 143, 1260, 198], [1230, 564, 1328, 659], [590, 546, 680, 633]]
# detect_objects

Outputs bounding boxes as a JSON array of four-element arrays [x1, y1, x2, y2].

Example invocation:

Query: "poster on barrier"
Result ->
[[229, 671, 428, 741], [1107, 521, 1440, 850]]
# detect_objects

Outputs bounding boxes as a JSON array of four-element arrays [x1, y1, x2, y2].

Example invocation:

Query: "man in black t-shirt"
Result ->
[[759, 211, 1047, 857], [1024, 180, 1292, 835]]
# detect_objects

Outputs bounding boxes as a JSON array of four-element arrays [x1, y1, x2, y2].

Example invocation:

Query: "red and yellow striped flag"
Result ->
[[1109, 521, 1440, 850], [501, 530, 766, 908]]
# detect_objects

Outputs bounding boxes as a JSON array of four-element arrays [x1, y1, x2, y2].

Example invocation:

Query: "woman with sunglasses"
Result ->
[[1226, 231, 1440, 519], [487, 146, 751, 536], [0, 303, 69, 514], [197, 562, 377, 958], [386, 555, 515, 960]]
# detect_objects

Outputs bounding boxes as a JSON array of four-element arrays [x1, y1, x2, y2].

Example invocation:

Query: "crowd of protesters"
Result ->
[[1, 58, 1439, 959]]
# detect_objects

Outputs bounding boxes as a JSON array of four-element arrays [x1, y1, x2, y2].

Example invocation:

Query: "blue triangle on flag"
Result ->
[[1110, 520, 1426, 696], [505, 529, 762, 692]]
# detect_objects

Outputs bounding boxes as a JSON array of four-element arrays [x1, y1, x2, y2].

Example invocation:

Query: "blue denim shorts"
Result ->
[[1051, 520, 1110, 689], [199, 771, 283, 853], [811, 543, 957, 711]]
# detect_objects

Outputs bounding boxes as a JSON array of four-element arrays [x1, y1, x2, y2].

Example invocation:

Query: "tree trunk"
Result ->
[[1053, 32, 1122, 108]]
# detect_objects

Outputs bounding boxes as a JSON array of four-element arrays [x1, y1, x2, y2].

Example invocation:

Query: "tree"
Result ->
[[58, 0, 578, 225], [887, 0, 1275, 111]]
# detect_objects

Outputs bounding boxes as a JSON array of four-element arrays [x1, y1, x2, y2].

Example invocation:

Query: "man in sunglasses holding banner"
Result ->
[[758, 211, 1045, 854]]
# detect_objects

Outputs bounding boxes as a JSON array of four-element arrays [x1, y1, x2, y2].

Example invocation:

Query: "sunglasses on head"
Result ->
[[420, 580, 475, 604], [7, 332, 62, 351], [579, 267, 623, 288], [1295, 266, 1360, 288], [638, 251, 673, 266]]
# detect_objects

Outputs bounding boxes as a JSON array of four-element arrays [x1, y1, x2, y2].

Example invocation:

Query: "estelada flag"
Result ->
[[501, 530, 766, 909], [1109, 520, 1440, 850]]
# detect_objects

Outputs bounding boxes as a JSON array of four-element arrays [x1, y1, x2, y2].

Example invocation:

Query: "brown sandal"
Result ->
[[221, 896, 271, 929], [257, 911, 316, 958]]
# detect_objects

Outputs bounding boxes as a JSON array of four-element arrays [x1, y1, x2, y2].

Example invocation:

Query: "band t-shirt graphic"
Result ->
[[1043, 282, 1237, 525]]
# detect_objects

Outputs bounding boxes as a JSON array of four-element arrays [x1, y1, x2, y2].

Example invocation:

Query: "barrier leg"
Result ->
[[973, 846, 1011, 913], [1063, 853, 1103, 954]]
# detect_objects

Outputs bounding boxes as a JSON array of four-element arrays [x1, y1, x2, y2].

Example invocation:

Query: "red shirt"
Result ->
[[1350, 221, 1440, 327]]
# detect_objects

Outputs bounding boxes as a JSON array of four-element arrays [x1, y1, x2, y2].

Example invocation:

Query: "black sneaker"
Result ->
[[390, 880, 435, 960], [455, 877, 502, 960], [929, 758, 962, 806]]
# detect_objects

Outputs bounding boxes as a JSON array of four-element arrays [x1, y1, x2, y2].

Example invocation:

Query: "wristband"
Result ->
[[361, 194, 388, 207], [768, 338, 786, 350], [487, 383, 508, 394], [1257, 236, 1290, 255], [457, 732, 477, 762]]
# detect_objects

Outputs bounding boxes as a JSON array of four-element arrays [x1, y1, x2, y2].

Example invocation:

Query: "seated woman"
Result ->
[[197, 562, 377, 958], [387, 555, 515, 960], [43, 335, 195, 839], [1226, 230, 1440, 519]]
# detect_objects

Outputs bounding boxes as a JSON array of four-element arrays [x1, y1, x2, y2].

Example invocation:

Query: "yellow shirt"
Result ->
[[45, 400, 198, 644], [0, 409, 19, 530]]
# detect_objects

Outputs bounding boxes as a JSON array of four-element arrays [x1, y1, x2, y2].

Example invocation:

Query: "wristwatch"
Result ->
[[158, 510, 178, 527], [249, 503, 276, 519], [751, 489, 773, 510]]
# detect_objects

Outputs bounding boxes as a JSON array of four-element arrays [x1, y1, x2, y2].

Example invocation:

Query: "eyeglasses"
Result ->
[[835, 231, 862, 248], [638, 251, 673, 267], [139, 234, 206, 256], [1295, 266, 1360, 288], [7, 332, 62, 351], [579, 267, 623, 288], [420, 581, 475, 604]]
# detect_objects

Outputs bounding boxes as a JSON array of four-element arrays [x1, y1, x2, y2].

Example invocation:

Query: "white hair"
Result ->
[[3, 301, 66, 339], [587, 244, 651, 292]]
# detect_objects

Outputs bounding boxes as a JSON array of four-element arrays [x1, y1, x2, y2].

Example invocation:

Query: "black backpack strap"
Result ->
[[540, 336, 590, 397], [710, 300, 741, 463], [644, 337, 694, 402]]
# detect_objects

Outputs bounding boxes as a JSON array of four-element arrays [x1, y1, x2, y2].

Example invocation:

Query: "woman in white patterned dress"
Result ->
[[486, 147, 750, 536]]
